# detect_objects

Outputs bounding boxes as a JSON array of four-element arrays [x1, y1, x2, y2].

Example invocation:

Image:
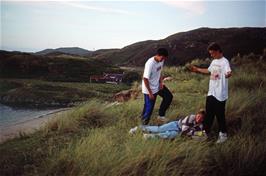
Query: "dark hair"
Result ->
[[157, 48, 168, 57], [207, 42, 222, 53]]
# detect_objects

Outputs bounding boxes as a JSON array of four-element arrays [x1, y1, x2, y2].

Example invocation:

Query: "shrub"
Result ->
[[122, 71, 141, 85]]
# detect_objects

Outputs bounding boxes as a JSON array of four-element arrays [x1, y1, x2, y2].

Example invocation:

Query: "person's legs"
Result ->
[[141, 94, 156, 125], [204, 96, 216, 134], [156, 131, 179, 139], [215, 100, 227, 133], [158, 121, 179, 132], [141, 121, 179, 133], [140, 125, 159, 133], [157, 86, 173, 117]]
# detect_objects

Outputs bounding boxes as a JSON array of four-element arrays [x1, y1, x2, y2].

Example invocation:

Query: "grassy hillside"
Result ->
[[0, 54, 265, 175], [86, 27, 266, 66], [0, 50, 122, 82], [0, 79, 130, 108], [35, 47, 91, 56]]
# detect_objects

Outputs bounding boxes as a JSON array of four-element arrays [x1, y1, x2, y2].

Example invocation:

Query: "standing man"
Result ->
[[141, 48, 173, 125], [190, 42, 232, 143]]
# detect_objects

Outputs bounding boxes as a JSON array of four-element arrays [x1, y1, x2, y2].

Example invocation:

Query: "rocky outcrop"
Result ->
[[114, 89, 140, 102]]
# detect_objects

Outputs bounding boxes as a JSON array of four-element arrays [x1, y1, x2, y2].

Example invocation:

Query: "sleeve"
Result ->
[[181, 125, 190, 132], [188, 115, 196, 124], [180, 116, 189, 131], [224, 59, 231, 73], [143, 61, 152, 79]]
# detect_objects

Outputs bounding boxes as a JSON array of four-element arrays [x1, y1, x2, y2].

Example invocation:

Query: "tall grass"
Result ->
[[1, 56, 265, 175]]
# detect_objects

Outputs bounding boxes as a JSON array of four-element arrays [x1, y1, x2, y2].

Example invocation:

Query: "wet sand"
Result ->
[[0, 108, 71, 144]]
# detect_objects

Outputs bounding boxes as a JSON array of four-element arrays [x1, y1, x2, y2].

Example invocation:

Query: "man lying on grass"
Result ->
[[129, 109, 207, 140]]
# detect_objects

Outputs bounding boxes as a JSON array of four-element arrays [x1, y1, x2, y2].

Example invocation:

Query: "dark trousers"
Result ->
[[204, 95, 227, 134], [141, 86, 173, 125]]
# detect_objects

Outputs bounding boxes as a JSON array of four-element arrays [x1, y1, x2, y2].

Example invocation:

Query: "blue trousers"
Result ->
[[140, 121, 180, 139], [141, 86, 173, 125]]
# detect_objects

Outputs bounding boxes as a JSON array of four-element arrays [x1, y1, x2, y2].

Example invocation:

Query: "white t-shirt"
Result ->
[[142, 57, 164, 94], [207, 57, 231, 101]]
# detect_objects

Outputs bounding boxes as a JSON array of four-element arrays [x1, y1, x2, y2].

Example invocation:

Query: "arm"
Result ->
[[143, 77, 155, 100], [225, 59, 232, 78], [180, 128, 190, 136], [159, 76, 164, 90], [190, 65, 210, 74], [181, 127, 197, 137]]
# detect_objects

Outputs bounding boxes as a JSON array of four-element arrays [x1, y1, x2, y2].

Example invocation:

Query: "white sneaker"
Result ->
[[216, 132, 228, 144], [143, 133, 156, 140], [157, 116, 168, 122], [129, 126, 138, 135]]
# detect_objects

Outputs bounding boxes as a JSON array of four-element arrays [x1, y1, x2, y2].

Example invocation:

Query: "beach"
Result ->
[[0, 108, 70, 143]]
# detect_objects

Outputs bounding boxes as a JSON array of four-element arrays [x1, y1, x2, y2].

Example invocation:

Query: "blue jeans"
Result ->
[[141, 86, 173, 125], [140, 121, 180, 139]]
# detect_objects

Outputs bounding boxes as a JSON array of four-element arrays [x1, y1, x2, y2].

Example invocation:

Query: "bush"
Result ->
[[122, 71, 141, 85]]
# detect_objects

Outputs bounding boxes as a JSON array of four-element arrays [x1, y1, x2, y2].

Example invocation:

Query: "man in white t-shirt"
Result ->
[[141, 48, 173, 125], [190, 42, 232, 143]]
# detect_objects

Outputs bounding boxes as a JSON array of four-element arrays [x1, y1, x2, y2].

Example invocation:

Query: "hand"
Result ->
[[159, 82, 164, 90], [225, 71, 232, 78], [148, 93, 155, 100], [189, 65, 198, 72]]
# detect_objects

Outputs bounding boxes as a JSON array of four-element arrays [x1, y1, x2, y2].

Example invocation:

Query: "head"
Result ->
[[207, 42, 223, 59], [155, 48, 168, 62], [195, 109, 206, 124]]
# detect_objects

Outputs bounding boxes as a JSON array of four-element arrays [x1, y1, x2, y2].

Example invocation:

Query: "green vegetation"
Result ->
[[0, 79, 129, 108], [0, 51, 122, 82], [122, 71, 142, 85], [0, 54, 265, 175]]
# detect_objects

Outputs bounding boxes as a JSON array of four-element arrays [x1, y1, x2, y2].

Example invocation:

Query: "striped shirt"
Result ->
[[178, 114, 203, 132]]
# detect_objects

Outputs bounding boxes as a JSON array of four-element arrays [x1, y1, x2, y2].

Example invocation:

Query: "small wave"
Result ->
[[0, 104, 69, 128]]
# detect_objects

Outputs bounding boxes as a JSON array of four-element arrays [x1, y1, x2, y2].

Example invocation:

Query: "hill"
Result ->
[[86, 27, 266, 66], [0, 50, 122, 82], [0, 53, 265, 175], [36, 47, 91, 56], [0, 79, 130, 108]]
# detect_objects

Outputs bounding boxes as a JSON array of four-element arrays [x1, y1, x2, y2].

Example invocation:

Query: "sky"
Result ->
[[1, 0, 265, 52]]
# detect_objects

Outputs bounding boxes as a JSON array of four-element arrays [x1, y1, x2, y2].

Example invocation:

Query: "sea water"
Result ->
[[0, 103, 59, 128]]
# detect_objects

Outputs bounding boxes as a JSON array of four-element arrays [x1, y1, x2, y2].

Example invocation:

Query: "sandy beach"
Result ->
[[0, 108, 71, 144]]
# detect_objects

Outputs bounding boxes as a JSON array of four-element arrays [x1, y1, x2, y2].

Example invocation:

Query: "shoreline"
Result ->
[[0, 108, 71, 144]]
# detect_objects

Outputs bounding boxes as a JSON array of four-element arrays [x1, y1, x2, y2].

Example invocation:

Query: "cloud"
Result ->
[[161, 1, 206, 15], [60, 1, 132, 15], [3, 0, 133, 15]]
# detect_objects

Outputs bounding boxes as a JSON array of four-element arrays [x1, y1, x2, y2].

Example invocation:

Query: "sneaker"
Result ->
[[129, 126, 138, 135], [216, 132, 228, 144], [143, 133, 156, 140], [157, 116, 168, 122]]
